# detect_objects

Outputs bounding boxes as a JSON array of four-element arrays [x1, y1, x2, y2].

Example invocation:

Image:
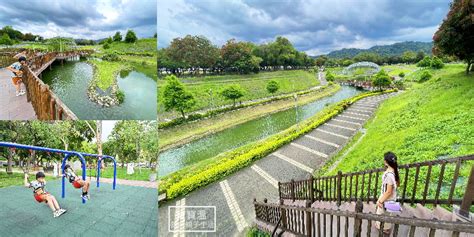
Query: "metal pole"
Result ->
[[61, 154, 71, 199], [76, 153, 87, 204], [97, 158, 101, 188]]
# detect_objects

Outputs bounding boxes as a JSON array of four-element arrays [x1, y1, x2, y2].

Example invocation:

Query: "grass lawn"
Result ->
[[158, 69, 319, 117], [77, 167, 155, 181], [159, 84, 341, 150], [0, 172, 57, 189], [89, 60, 130, 90], [328, 64, 474, 174]]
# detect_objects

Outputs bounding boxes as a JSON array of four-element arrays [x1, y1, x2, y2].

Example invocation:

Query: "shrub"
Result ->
[[326, 71, 335, 81], [115, 90, 125, 104], [417, 56, 432, 67], [393, 80, 405, 90], [164, 90, 396, 199], [419, 70, 432, 82], [103, 43, 110, 49], [430, 56, 444, 69], [398, 72, 405, 78], [102, 52, 120, 62]]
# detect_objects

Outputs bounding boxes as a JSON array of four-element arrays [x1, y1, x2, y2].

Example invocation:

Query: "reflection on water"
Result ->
[[159, 86, 362, 177], [41, 59, 157, 120]]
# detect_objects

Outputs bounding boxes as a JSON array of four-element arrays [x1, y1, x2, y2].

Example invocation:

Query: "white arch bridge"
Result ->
[[342, 61, 381, 75]]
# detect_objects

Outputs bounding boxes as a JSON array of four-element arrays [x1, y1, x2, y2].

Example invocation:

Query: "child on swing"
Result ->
[[24, 172, 67, 218], [63, 164, 90, 201]]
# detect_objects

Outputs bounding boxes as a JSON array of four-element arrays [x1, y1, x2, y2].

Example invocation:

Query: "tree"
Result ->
[[266, 80, 279, 95], [326, 71, 335, 81], [125, 30, 138, 43], [372, 70, 391, 90], [0, 33, 13, 45], [113, 32, 122, 42], [161, 75, 196, 118], [220, 85, 245, 107], [167, 35, 220, 73], [315, 56, 328, 67], [433, 0, 474, 74], [401, 51, 417, 63], [221, 39, 261, 74]]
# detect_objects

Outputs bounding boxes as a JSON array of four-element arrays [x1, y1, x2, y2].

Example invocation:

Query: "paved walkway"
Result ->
[[0, 68, 36, 120], [90, 177, 157, 189], [159, 93, 397, 236], [0, 180, 157, 236]]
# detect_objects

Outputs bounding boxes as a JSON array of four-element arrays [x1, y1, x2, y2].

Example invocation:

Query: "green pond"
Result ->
[[159, 86, 363, 177], [41, 58, 157, 120]]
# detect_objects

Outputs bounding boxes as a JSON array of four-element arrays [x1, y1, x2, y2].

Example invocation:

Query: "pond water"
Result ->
[[41, 58, 157, 120], [158, 86, 363, 177]]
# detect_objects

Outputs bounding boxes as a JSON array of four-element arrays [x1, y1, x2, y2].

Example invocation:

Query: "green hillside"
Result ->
[[326, 41, 433, 58], [329, 64, 474, 173]]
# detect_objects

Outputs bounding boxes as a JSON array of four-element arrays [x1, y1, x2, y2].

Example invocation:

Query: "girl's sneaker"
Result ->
[[53, 210, 60, 218]]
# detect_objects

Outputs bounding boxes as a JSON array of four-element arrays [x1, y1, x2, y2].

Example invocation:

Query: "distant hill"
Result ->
[[324, 41, 433, 58]]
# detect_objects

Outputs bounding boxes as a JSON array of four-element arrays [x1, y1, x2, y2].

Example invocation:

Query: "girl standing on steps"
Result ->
[[375, 151, 400, 234]]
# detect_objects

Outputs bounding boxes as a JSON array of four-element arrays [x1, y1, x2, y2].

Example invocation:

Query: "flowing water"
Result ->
[[159, 86, 363, 177], [41, 59, 157, 120]]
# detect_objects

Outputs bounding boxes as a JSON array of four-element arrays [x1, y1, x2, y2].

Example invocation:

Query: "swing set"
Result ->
[[0, 142, 117, 204]]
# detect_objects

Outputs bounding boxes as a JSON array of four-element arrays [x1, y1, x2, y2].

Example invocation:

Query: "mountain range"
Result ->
[[322, 41, 433, 58]]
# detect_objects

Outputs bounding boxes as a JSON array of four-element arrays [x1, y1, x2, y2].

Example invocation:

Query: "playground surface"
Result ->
[[0, 180, 157, 237]]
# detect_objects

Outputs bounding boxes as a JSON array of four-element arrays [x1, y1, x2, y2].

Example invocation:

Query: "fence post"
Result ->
[[278, 181, 281, 201], [264, 198, 268, 222], [305, 201, 312, 237], [459, 164, 474, 219], [280, 199, 287, 229], [291, 179, 295, 202], [337, 171, 342, 206], [353, 201, 363, 237], [309, 176, 314, 203]]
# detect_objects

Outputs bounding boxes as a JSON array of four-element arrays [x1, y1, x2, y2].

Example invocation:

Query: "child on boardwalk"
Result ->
[[63, 164, 91, 201], [24, 172, 66, 218], [6, 56, 27, 96]]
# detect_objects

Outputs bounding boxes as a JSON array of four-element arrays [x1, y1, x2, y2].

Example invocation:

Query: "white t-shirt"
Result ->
[[381, 171, 397, 201], [29, 180, 45, 193]]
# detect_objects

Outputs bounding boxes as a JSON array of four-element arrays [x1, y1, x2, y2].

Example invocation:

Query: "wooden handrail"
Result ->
[[20, 50, 92, 120], [254, 200, 474, 236], [279, 155, 474, 214]]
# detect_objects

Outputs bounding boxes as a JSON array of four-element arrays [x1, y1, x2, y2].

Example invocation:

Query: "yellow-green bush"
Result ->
[[164, 89, 396, 199]]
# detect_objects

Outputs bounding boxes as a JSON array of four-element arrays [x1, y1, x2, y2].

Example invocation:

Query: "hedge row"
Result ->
[[159, 83, 335, 129], [163, 89, 397, 200]]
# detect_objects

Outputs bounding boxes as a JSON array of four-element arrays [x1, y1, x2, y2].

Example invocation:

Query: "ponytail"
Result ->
[[384, 151, 400, 186]]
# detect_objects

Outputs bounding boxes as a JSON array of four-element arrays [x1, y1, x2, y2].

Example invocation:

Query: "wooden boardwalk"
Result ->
[[0, 68, 36, 120]]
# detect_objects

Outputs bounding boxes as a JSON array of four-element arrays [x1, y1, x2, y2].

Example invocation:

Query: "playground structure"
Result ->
[[0, 142, 117, 204]]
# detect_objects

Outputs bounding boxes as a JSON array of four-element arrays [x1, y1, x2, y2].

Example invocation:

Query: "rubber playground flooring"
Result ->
[[0, 180, 157, 237]]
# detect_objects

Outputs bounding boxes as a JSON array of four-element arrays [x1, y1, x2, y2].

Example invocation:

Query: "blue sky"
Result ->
[[157, 0, 451, 55], [0, 0, 156, 39]]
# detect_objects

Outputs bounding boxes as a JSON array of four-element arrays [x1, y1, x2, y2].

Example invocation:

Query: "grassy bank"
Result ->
[[159, 90, 395, 200], [0, 171, 57, 189], [159, 84, 341, 150], [327, 64, 474, 174], [158, 69, 319, 117], [77, 167, 155, 181], [89, 60, 130, 90]]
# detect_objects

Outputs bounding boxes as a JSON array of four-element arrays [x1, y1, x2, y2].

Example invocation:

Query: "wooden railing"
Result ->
[[254, 200, 474, 237], [20, 50, 92, 120], [279, 155, 474, 217]]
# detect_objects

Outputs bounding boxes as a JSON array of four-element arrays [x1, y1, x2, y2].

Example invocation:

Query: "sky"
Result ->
[[157, 0, 451, 55], [0, 0, 156, 40], [101, 121, 117, 142]]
